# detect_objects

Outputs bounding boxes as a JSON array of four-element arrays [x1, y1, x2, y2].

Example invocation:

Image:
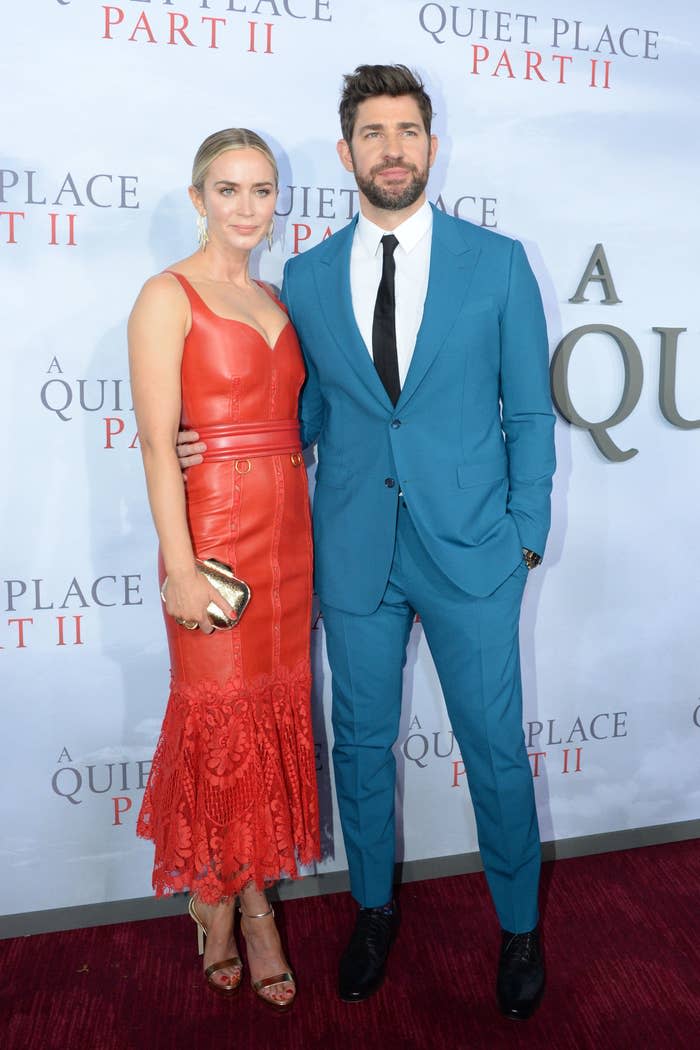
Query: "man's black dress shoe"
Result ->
[[338, 904, 399, 1002], [496, 928, 545, 1020]]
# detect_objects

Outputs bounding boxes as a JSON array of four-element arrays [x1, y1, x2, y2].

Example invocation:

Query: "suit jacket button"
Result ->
[[391, 419, 401, 429], [384, 478, 395, 488]]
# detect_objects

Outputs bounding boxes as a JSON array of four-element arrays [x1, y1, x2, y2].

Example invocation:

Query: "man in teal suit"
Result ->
[[179, 65, 555, 1018], [284, 65, 555, 1019]]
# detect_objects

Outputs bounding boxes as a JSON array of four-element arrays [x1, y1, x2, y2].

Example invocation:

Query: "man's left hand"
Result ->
[[176, 429, 206, 471]]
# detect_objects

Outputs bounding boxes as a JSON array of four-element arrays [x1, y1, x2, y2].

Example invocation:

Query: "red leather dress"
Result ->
[[137, 273, 320, 903]]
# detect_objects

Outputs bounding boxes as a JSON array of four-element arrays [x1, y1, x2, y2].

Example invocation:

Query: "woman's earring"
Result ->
[[266, 218, 275, 251], [196, 212, 209, 252]]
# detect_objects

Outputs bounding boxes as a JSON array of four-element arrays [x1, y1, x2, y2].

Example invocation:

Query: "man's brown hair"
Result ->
[[339, 64, 433, 143]]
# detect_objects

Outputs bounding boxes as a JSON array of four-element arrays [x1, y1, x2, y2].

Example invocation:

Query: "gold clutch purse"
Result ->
[[161, 558, 251, 631]]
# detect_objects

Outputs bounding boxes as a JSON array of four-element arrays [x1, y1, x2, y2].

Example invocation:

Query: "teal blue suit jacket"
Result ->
[[282, 204, 556, 614]]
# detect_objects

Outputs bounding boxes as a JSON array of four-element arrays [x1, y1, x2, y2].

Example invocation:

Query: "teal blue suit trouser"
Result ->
[[321, 502, 540, 933]]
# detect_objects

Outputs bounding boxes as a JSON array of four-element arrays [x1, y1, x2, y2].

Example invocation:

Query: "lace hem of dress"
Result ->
[[136, 659, 320, 904]]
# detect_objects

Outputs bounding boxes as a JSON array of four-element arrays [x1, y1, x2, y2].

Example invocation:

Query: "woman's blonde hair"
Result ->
[[191, 128, 279, 192]]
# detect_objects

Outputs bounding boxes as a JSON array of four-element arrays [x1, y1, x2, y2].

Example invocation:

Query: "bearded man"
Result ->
[[180, 64, 556, 1019]]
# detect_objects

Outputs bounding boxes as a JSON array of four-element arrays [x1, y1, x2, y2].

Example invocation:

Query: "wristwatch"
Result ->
[[522, 547, 542, 570]]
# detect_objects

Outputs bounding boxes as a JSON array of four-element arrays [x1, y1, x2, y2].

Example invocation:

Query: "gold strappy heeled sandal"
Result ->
[[188, 896, 243, 997], [239, 903, 296, 1011]]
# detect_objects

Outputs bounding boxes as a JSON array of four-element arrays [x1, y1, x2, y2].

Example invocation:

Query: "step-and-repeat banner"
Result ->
[[2, 1, 698, 918]]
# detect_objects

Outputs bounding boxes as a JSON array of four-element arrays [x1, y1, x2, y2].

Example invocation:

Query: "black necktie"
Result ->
[[372, 234, 401, 405]]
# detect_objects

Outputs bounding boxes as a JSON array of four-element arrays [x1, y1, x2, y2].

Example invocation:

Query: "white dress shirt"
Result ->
[[349, 200, 432, 386]]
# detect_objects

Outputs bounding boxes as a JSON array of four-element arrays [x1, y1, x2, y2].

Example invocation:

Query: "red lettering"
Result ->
[[492, 49, 515, 78], [102, 5, 125, 39], [202, 16, 226, 48], [264, 22, 273, 54], [168, 12, 194, 47], [49, 213, 77, 246], [104, 417, 125, 449], [552, 54, 574, 84], [292, 223, 312, 255], [129, 11, 156, 44], [1, 210, 24, 243], [528, 750, 547, 777], [471, 44, 490, 75], [525, 50, 546, 81], [56, 615, 84, 647], [8, 617, 33, 648], [562, 747, 583, 773], [451, 761, 467, 787], [112, 796, 132, 825], [590, 59, 612, 89]]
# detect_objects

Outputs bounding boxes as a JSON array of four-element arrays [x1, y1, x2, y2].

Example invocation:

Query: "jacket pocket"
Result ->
[[461, 296, 496, 318], [457, 455, 508, 489]]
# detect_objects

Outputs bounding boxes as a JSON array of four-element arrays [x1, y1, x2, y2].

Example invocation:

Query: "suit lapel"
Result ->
[[314, 218, 395, 407], [397, 206, 480, 410]]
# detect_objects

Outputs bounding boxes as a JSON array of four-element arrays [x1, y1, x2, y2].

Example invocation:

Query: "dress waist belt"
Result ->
[[191, 419, 302, 462]]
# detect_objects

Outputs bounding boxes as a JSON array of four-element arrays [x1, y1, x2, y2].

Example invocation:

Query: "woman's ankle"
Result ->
[[240, 888, 272, 918]]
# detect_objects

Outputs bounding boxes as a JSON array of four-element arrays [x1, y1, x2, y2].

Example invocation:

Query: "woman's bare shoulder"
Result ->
[[131, 267, 193, 320]]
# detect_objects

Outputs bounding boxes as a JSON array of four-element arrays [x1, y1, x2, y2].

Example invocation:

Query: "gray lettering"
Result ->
[[569, 243, 621, 305], [52, 172, 83, 208], [551, 324, 643, 462], [566, 717, 588, 743], [52, 766, 82, 805], [60, 578, 89, 609], [91, 576, 118, 607], [41, 379, 73, 421], [317, 187, 335, 219], [78, 379, 107, 412], [403, 733, 429, 768], [0, 170, 19, 202], [86, 174, 113, 208], [612, 712, 627, 738], [87, 764, 115, 794], [137, 760, 152, 789], [495, 11, 511, 42], [589, 713, 610, 740], [655, 327, 700, 429], [433, 731, 455, 758], [6, 580, 27, 612], [123, 575, 143, 606], [419, 3, 446, 44], [527, 720, 543, 749], [119, 176, 139, 209]]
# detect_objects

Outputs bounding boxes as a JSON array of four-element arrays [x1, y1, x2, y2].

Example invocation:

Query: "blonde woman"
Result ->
[[129, 129, 319, 1010]]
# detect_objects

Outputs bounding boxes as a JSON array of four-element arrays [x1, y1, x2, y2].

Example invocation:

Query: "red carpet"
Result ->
[[2, 839, 699, 1049]]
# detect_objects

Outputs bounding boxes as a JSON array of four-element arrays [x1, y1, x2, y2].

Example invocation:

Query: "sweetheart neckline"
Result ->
[[167, 270, 291, 351], [210, 314, 292, 352]]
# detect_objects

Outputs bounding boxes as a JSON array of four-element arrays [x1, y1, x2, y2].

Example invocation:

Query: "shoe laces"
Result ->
[[352, 908, 393, 958], [503, 931, 540, 964]]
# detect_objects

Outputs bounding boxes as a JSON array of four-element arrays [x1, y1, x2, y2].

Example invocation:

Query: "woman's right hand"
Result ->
[[162, 567, 233, 634]]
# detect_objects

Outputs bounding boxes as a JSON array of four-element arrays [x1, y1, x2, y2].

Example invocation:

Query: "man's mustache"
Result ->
[[370, 160, 418, 177]]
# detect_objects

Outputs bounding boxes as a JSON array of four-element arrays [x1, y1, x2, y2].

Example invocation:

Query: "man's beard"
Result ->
[[354, 157, 429, 211]]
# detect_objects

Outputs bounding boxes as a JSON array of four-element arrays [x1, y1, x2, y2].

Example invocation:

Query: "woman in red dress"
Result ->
[[128, 129, 319, 1009]]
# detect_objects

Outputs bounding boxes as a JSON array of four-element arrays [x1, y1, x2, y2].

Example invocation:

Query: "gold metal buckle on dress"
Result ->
[[234, 458, 252, 474], [290, 452, 303, 467]]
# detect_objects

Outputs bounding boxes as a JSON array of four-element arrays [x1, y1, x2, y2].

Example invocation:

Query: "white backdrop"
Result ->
[[2, 0, 699, 920]]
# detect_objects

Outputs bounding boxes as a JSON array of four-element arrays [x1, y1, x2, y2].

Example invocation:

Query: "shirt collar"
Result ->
[[355, 199, 433, 257]]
